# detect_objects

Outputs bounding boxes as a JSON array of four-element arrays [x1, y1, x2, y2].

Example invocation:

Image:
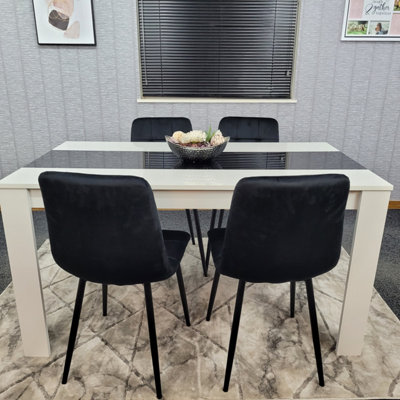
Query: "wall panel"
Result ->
[[39, 47, 69, 148], [373, 46, 400, 179], [0, 55, 17, 177], [78, 48, 103, 141], [357, 44, 392, 168]]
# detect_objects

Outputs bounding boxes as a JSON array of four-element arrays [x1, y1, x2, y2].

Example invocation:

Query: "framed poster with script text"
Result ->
[[342, 0, 400, 40]]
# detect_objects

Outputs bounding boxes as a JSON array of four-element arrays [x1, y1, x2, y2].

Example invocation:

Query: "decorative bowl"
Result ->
[[165, 136, 230, 161]]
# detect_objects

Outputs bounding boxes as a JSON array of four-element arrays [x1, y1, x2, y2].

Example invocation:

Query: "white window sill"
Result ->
[[137, 97, 297, 104]]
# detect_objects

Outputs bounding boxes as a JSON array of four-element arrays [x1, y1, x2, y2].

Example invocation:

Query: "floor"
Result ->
[[0, 239, 399, 399], [341, 210, 400, 318]]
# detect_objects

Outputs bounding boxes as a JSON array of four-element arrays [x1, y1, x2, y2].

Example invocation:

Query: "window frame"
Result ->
[[136, 0, 301, 103]]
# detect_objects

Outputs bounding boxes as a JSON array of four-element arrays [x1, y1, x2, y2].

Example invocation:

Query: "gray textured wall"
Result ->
[[0, 0, 399, 197]]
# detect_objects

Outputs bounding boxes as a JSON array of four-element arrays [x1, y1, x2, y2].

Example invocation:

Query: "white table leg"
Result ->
[[336, 190, 391, 356], [1, 189, 50, 357]]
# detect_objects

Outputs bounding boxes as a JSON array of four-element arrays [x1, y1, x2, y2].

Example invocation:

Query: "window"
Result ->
[[138, 0, 298, 100]]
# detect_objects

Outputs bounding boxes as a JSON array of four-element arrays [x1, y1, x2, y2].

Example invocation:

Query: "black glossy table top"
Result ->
[[26, 150, 365, 170]]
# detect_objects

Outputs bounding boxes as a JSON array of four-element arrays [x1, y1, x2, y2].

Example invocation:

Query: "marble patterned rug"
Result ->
[[0, 239, 399, 400]]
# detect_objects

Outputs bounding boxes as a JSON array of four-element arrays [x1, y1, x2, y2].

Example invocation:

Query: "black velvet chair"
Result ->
[[131, 117, 208, 276], [131, 117, 192, 143], [39, 171, 192, 399], [218, 116, 279, 142], [204, 116, 280, 274], [206, 174, 350, 391]]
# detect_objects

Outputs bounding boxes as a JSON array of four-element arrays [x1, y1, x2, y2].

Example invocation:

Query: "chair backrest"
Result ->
[[131, 117, 193, 141], [39, 172, 173, 285], [219, 174, 350, 283], [218, 117, 279, 142]]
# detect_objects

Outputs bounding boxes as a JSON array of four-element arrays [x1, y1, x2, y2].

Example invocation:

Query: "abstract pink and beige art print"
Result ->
[[32, 0, 96, 45]]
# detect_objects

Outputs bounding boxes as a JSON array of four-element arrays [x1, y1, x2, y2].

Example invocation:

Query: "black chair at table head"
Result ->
[[206, 174, 350, 391], [203, 116, 280, 275], [218, 116, 279, 142], [131, 117, 192, 142], [39, 171, 191, 399], [131, 116, 209, 277]]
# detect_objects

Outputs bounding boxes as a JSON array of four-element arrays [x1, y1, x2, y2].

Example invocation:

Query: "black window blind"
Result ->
[[138, 0, 298, 99]]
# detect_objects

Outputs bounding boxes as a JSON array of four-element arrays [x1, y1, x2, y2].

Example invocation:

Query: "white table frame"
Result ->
[[0, 142, 392, 357]]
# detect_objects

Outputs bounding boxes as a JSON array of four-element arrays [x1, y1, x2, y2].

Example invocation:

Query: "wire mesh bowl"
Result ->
[[165, 136, 230, 161]]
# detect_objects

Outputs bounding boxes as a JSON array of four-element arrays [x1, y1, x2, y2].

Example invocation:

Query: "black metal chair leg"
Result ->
[[290, 281, 295, 318], [176, 265, 191, 326], [102, 284, 108, 316], [217, 209, 225, 228], [305, 279, 325, 387], [144, 283, 162, 399], [185, 209, 195, 245], [205, 209, 217, 274], [193, 209, 207, 276], [206, 271, 220, 321], [62, 279, 86, 384], [223, 279, 246, 392]]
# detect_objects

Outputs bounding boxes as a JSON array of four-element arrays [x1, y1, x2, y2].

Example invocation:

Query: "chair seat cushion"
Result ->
[[163, 230, 191, 268], [207, 228, 226, 270]]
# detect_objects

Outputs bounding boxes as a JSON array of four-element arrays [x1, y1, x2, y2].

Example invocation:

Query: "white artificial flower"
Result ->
[[210, 130, 225, 146], [172, 131, 185, 142], [180, 130, 206, 144]]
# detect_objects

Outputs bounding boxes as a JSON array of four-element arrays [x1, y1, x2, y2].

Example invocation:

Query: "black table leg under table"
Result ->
[[193, 209, 207, 276]]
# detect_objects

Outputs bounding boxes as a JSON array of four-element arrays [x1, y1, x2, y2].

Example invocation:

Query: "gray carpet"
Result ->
[[0, 209, 399, 318]]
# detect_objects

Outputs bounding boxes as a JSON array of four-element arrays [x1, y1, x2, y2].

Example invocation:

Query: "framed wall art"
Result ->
[[32, 0, 96, 45], [342, 0, 400, 40]]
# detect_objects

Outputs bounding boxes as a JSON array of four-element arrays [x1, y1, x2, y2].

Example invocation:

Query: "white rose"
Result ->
[[172, 131, 185, 143], [180, 130, 206, 144], [210, 130, 225, 146]]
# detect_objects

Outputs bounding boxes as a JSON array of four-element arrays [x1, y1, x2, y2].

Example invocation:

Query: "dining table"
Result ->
[[0, 141, 392, 358]]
